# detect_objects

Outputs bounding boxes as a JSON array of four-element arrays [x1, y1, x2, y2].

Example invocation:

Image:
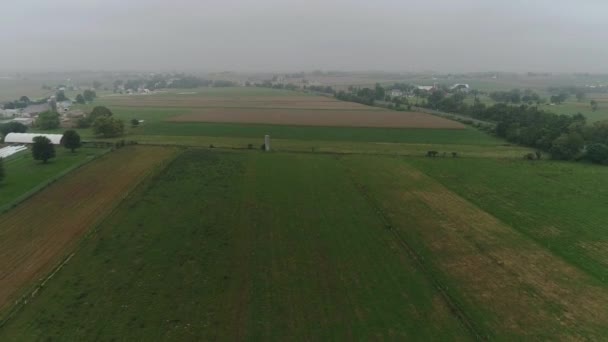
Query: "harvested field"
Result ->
[[105, 96, 374, 110], [168, 108, 465, 129], [0, 146, 176, 314]]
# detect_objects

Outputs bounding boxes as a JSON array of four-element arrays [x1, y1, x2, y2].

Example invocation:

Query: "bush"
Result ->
[[585, 143, 608, 164]]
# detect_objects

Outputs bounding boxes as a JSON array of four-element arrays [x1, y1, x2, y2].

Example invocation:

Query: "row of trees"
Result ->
[[112, 74, 238, 93]]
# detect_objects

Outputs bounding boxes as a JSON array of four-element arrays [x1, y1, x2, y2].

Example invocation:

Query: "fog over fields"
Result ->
[[1, 0, 607, 72]]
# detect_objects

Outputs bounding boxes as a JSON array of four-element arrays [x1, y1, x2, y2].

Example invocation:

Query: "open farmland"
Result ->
[[167, 108, 464, 129], [99, 87, 463, 131], [0, 148, 105, 211], [0, 146, 176, 316], [3, 150, 608, 340]]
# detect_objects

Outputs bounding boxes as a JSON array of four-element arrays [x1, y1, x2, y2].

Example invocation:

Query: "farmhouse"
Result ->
[[4, 133, 63, 145], [389, 89, 404, 97]]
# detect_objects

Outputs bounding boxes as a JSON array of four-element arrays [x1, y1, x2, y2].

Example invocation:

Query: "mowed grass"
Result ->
[[0, 146, 177, 316], [408, 157, 608, 283], [0, 147, 104, 210], [0, 150, 470, 340]]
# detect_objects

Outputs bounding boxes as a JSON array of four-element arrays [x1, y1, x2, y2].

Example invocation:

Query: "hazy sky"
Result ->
[[1, 0, 607, 73]]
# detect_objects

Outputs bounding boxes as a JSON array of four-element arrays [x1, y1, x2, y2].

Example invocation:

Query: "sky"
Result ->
[[1, 0, 607, 73]]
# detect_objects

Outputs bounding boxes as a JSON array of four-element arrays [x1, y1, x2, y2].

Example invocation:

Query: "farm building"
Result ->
[[4, 133, 63, 145], [389, 89, 404, 97]]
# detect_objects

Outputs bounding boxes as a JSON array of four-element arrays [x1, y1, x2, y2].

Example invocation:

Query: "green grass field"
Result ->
[[409, 157, 608, 282], [4, 150, 608, 340], [0, 147, 104, 211], [0, 150, 470, 340]]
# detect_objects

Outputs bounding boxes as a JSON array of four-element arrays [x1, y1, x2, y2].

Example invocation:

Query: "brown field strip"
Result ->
[[344, 157, 608, 340], [168, 108, 465, 129], [104, 95, 377, 110], [0, 146, 176, 313]]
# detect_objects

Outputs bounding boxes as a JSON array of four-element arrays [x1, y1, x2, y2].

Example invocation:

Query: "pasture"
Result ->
[[0, 146, 176, 316], [3, 150, 608, 340]]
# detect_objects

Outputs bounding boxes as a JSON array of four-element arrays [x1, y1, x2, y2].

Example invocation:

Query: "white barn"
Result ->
[[4, 133, 63, 145]]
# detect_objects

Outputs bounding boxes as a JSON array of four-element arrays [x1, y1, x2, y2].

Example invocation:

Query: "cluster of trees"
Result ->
[[450, 101, 608, 164], [3, 96, 46, 110], [112, 74, 238, 93], [30, 130, 82, 164], [488, 89, 542, 105], [335, 84, 386, 106], [76, 106, 124, 138], [75, 89, 97, 104]]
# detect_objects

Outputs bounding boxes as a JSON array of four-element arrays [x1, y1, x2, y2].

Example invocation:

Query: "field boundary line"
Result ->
[[340, 160, 486, 341], [0, 147, 183, 328], [0, 148, 112, 215]]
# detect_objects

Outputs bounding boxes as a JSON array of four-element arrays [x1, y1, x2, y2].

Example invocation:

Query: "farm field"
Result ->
[[0, 146, 176, 316], [0, 147, 105, 211], [2, 150, 608, 340], [409, 157, 608, 282]]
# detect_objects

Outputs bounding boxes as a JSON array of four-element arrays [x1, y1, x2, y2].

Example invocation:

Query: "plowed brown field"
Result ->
[[0, 146, 176, 313], [168, 108, 465, 129]]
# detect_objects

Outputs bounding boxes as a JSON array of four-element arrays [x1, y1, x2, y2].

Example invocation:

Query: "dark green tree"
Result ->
[[56, 90, 68, 102], [32, 136, 56, 163], [62, 130, 81, 152], [131, 119, 140, 127], [83, 89, 97, 102], [89, 106, 113, 121], [36, 111, 60, 130], [585, 143, 608, 164], [93, 117, 124, 138], [0, 121, 28, 140], [591, 100, 599, 112], [75, 94, 86, 104], [550, 132, 584, 160]]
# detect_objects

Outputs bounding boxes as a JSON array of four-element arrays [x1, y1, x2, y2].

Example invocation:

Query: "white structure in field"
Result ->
[[264, 135, 271, 151], [0, 145, 27, 158], [4, 133, 63, 145]]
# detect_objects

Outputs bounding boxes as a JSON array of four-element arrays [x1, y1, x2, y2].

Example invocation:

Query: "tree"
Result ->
[[56, 90, 68, 102], [62, 130, 81, 152], [591, 100, 599, 112], [585, 143, 608, 165], [32, 136, 56, 163], [131, 119, 140, 127], [83, 89, 97, 102], [89, 106, 113, 121], [550, 132, 584, 160], [19, 96, 30, 104], [36, 111, 60, 130], [0, 158, 4, 183], [75, 94, 86, 104], [374, 83, 385, 101], [0, 121, 28, 140], [93, 117, 124, 138]]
